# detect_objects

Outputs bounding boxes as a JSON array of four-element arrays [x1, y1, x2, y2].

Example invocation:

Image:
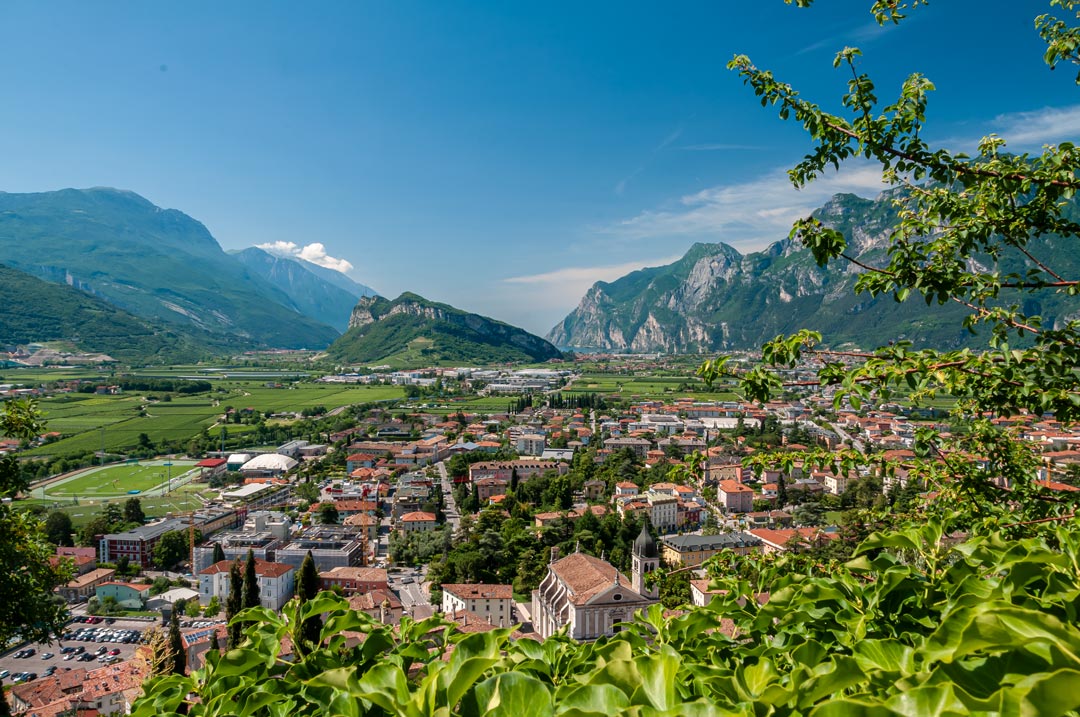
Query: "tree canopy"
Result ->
[[0, 400, 71, 646]]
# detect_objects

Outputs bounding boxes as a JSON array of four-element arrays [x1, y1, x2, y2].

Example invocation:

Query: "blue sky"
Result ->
[[0, 1, 1076, 335]]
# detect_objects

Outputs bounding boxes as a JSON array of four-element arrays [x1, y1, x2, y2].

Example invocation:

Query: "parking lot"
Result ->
[[0, 617, 155, 686]]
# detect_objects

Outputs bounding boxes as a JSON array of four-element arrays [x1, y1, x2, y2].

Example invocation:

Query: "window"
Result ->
[[613, 593, 622, 601]]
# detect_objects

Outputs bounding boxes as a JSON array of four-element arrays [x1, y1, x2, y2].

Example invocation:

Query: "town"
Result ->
[[3, 355, 1080, 716]]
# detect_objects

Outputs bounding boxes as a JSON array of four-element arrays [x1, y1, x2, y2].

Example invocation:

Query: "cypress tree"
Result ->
[[212, 542, 226, 564], [169, 601, 186, 675], [0, 677, 11, 717], [297, 551, 323, 649], [777, 475, 788, 509], [242, 548, 260, 609], [226, 560, 244, 649]]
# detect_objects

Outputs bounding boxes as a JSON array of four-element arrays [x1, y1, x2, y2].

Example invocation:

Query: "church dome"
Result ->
[[633, 522, 658, 558]]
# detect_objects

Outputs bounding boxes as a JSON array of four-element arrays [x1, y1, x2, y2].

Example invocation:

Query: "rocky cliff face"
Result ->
[[331, 293, 562, 364], [548, 192, 1080, 353]]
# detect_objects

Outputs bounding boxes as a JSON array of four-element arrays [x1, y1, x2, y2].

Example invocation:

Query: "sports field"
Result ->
[[20, 482, 218, 528], [43, 460, 198, 499]]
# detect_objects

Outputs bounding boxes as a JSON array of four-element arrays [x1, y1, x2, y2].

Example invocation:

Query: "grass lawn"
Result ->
[[45, 460, 197, 498], [21, 483, 217, 528]]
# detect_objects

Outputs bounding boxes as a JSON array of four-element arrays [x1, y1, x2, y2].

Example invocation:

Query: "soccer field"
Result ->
[[45, 460, 198, 498]]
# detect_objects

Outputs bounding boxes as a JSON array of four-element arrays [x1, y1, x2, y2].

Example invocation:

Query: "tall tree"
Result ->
[[225, 560, 244, 649], [317, 502, 339, 525], [45, 511, 74, 546], [242, 549, 261, 609], [153, 530, 190, 570], [168, 601, 186, 675], [123, 497, 145, 525], [296, 551, 323, 650], [0, 399, 71, 646], [103, 502, 123, 527], [212, 542, 226, 564]]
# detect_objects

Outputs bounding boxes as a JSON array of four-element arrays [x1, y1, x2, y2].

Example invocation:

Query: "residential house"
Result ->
[[397, 511, 438, 533], [199, 558, 296, 610], [717, 479, 755, 513], [58, 567, 116, 602], [441, 583, 515, 628], [95, 581, 150, 609], [319, 566, 388, 596], [661, 533, 762, 567]]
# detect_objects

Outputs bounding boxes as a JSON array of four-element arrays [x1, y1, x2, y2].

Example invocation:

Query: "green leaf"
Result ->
[[474, 672, 554, 717]]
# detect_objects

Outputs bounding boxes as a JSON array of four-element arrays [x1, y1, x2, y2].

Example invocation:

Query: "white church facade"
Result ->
[[531, 523, 660, 640]]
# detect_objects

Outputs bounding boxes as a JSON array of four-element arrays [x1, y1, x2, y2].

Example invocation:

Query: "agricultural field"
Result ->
[[17, 374, 405, 458]]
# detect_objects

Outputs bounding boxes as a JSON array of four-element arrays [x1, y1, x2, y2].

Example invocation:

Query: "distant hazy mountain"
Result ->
[[549, 192, 1080, 352], [233, 247, 376, 332], [0, 188, 339, 349], [0, 263, 234, 362], [291, 257, 377, 300], [328, 292, 563, 365]]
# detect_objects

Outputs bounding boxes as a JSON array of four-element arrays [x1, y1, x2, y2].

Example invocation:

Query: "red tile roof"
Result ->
[[200, 558, 294, 578], [441, 583, 513, 600]]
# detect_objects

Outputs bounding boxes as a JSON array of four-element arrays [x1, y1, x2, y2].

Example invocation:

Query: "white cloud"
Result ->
[[504, 256, 683, 289], [492, 255, 684, 335], [989, 104, 1080, 147], [601, 162, 889, 252], [255, 240, 354, 274], [654, 126, 684, 152]]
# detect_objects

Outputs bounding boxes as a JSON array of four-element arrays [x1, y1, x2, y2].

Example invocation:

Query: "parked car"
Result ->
[[40, 653, 54, 660], [0, 670, 8, 679]]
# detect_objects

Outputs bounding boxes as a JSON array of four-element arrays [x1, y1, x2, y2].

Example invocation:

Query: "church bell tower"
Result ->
[[632, 521, 659, 600]]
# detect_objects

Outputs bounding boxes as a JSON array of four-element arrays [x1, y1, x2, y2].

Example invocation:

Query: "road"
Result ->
[[436, 461, 460, 533], [389, 566, 430, 613]]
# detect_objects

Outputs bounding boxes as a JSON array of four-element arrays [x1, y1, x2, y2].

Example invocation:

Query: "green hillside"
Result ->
[[0, 188, 339, 349], [327, 293, 563, 365], [0, 263, 235, 362]]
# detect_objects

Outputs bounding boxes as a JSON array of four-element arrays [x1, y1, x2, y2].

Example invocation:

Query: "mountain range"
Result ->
[[0, 187, 560, 365], [327, 292, 563, 365], [548, 192, 1080, 353], [232, 247, 377, 332]]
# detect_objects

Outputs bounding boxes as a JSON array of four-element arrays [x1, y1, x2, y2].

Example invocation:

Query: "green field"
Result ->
[[45, 460, 197, 498], [20, 379, 405, 457], [21, 482, 218, 527]]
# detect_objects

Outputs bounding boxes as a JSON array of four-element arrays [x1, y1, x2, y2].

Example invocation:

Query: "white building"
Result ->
[[198, 558, 295, 611], [441, 583, 514, 627], [516, 434, 546, 457], [645, 491, 678, 533], [239, 453, 298, 477], [531, 526, 658, 641]]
